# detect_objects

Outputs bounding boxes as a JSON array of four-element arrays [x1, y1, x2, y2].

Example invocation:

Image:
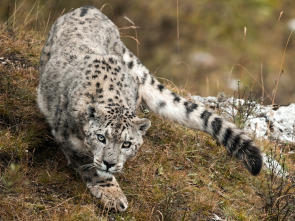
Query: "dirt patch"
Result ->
[[0, 52, 36, 69]]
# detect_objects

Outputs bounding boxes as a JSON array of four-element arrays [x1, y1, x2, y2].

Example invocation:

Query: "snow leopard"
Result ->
[[37, 6, 262, 212]]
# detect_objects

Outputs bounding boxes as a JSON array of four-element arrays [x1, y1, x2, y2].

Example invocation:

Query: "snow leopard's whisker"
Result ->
[[81, 153, 94, 158], [96, 148, 103, 155], [116, 170, 125, 175], [81, 163, 96, 171]]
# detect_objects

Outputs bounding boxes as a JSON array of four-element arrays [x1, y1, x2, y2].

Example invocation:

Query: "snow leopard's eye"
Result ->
[[97, 134, 106, 143], [122, 141, 131, 149]]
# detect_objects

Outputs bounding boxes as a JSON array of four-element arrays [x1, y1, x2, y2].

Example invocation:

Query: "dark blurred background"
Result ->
[[1, 0, 295, 104]]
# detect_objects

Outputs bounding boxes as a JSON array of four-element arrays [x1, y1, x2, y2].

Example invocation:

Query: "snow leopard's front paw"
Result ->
[[87, 182, 128, 212], [101, 187, 128, 212]]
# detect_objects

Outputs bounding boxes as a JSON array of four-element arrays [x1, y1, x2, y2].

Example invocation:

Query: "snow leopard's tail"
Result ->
[[123, 51, 262, 176]]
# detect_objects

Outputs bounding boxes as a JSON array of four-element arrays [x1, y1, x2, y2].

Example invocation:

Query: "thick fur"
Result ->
[[38, 6, 262, 212]]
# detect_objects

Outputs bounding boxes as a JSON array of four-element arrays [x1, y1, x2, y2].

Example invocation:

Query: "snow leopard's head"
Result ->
[[83, 104, 151, 177]]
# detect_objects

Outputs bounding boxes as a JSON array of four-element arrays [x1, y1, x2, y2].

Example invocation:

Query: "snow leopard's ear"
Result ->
[[86, 105, 96, 119], [86, 104, 104, 119], [134, 118, 151, 135]]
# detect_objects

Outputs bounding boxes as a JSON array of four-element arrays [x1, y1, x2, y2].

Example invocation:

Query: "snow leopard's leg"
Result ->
[[121, 47, 262, 176], [50, 96, 127, 212], [56, 140, 128, 212]]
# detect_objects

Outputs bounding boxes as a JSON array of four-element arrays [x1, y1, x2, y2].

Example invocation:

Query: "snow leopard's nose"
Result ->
[[103, 160, 116, 171]]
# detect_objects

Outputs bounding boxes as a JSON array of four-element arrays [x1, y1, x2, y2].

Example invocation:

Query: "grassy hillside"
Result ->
[[0, 7, 295, 221]]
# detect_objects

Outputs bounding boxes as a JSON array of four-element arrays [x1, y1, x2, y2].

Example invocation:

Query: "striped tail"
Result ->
[[123, 50, 262, 175]]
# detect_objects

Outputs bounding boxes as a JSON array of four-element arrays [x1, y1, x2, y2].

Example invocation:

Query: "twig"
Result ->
[[271, 30, 294, 105]]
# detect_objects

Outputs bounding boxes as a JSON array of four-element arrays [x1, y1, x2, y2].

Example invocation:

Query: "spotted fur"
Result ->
[[38, 6, 262, 212]]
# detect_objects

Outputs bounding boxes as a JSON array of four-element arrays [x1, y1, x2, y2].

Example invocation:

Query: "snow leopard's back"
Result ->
[[37, 6, 125, 125]]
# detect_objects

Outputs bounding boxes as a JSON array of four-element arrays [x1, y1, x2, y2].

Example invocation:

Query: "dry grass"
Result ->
[[0, 8, 295, 221]]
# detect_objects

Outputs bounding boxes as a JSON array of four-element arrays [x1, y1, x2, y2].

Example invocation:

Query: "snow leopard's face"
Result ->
[[83, 104, 150, 177]]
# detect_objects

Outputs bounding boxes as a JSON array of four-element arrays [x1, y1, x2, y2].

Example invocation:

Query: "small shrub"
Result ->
[[230, 82, 260, 129], [262, 145, 295, 220]]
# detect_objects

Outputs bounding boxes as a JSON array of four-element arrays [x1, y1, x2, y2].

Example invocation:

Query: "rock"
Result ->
[[191, 95, 295, 143]]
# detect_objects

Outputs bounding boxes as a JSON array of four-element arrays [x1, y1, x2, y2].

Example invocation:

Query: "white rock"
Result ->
[[262, 153, 289, 177], [212, 214, 226, 221], [192, 95, 295, 144]]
